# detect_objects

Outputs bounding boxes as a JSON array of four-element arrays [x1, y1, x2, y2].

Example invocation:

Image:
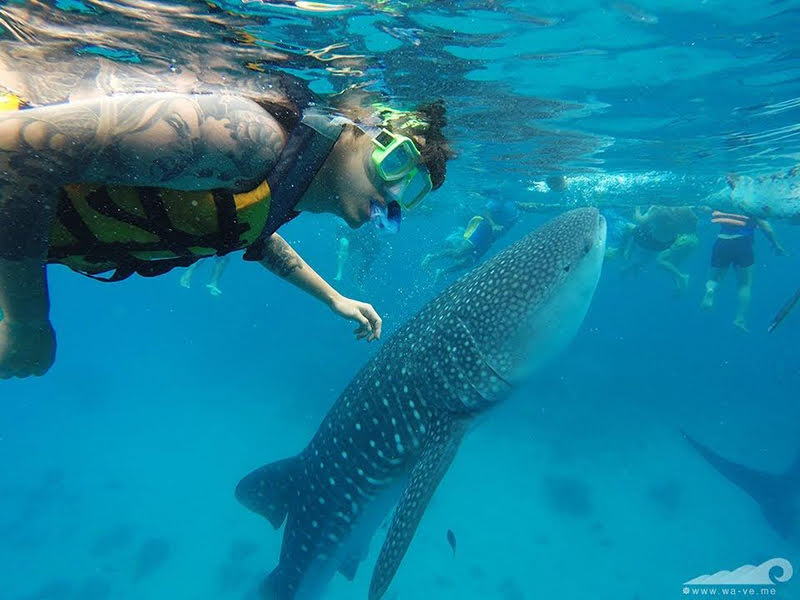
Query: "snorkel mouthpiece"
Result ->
[[370, 200, 401, 233]]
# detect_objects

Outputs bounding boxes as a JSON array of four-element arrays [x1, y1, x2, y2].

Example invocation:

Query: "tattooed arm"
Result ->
[[258, 234, 383, 342], [0, 92, 289, 377], [0, 99, 99, 378]]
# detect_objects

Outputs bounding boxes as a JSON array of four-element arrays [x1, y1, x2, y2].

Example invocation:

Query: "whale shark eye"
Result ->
[[563, 265, 571, 272], [583, 242, 591, 254]]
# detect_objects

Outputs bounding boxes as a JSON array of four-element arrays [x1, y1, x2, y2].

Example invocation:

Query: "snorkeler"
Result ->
[[613, 206, 699, 290], [0, 82, 453, 378], [421, 196, 521, 281], [179, 255, 230, 296], [334, 223, 386, 289], [701, 210, 786, 332]]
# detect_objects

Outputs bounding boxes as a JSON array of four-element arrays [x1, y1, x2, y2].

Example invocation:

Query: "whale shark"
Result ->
[[236, 208, 607, 600], [682, 431, 800, 540], [704, 168, 800, 221]]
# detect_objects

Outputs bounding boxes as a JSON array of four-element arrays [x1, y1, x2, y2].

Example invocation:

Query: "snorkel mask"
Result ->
[[367, 128, 431, 233], [368, 128, 433, 211]]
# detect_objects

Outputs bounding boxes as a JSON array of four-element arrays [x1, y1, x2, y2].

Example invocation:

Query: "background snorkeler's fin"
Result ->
[[368, 417, 469, 600], [681, 430, 799, 539], [768, 287, 800, 333], [236, 457, 300, 529]]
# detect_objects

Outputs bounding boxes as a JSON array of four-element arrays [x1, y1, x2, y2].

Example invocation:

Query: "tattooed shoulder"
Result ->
[[0, 92, 289, 192]]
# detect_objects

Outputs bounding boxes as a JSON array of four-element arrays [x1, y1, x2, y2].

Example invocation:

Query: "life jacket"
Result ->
[[0, 90, 342, 281], [711, 211, 756, 236], [48, 181, 271, 280]]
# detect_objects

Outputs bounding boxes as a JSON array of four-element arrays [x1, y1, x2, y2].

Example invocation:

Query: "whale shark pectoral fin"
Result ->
[[368, 417, 469, 600], [681, 430, 796, 539], [235, 457, 300, 529], [261, 563, 297, 600]]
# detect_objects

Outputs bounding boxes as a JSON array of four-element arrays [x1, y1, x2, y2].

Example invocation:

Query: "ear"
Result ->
[[409, 133, 426, 148]]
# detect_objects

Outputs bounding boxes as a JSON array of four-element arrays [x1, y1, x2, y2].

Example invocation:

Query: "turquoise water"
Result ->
[[2, 1, 799, 599]]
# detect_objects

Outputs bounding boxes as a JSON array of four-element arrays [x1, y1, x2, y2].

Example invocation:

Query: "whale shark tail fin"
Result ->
[[236, 456, 300, 530], [681, 430, 799, 539]]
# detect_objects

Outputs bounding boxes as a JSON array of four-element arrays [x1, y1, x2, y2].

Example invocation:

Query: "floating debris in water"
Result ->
[[446, 529, 456, 556], [768, 286, 800, 333]]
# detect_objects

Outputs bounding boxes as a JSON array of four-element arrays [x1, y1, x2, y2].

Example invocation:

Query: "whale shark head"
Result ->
[[431, 207, 606, 392]]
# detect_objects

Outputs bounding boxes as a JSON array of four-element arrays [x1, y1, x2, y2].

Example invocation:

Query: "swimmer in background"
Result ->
[[610, 205, 700, 291], [702, 210, 787, 332], [334, 223, 386, 289], [421, 196, 523, 281], [526, 173, 569, 194], [334, 236, 350, 283], [179, 255, 230, 296]]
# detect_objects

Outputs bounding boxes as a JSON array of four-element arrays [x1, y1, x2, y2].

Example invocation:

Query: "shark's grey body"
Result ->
[[682, 432, 800, 540], [237, 208, 607, 600], [704, 168, 800, 220]]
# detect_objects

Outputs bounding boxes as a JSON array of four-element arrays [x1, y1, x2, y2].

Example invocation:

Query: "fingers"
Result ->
[[0, 361, 34, 379], [31, 361, 51, 377], [336, 297, 383, 343], [361, 304, 382, 341], [349, 303, 382, 343], [353, 324, 370, 341], [352, 311, 371, 341]]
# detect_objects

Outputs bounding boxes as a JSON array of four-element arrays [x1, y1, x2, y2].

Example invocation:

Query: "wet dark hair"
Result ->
[[546, 174, 568, 192], [296, 85, 454, 190], [408, 100, 454, 190]]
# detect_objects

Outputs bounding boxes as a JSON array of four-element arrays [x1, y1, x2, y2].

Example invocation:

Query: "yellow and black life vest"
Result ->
[[0, 91, 342, 281], [49, 181, 271, 280]]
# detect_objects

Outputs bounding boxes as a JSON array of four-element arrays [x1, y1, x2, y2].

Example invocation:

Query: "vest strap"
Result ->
[[244, 115, 343, 261]]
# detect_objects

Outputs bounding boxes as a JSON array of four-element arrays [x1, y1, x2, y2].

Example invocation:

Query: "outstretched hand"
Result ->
[[329, 295, 383, 342], [0, 319, 56, 379]]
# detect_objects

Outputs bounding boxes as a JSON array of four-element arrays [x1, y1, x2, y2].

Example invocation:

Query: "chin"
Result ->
[[341, 211, 363, 229], [348, 217, 367, 229], [347, 204, 370, 228]]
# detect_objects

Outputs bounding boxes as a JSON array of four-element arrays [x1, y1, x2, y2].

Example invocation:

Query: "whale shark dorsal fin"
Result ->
[[368, 417, 469, 600], [681, 431, 797, 539], [235, 457, 300, 529]]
